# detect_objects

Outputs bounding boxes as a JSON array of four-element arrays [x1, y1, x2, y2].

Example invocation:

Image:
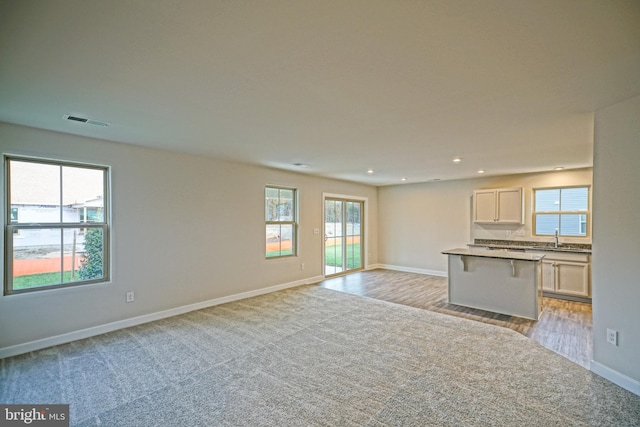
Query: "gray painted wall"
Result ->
[[592, 95, 640, 384], [0, 122, 378, 350]]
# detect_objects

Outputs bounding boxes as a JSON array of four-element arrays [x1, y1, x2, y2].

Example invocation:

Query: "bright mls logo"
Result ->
[[1, 405, 69, 426]]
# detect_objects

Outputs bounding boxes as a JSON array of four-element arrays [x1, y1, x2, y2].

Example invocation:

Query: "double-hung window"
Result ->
[[4, 157, 110, 294], [265, 186, 297, 258], [533, 186, 589, 236]]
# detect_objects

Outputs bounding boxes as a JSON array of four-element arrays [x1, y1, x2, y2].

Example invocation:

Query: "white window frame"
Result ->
[[533, 186, 590, 237], [4, 156, 111, 295], [265, 186, 298, 258]]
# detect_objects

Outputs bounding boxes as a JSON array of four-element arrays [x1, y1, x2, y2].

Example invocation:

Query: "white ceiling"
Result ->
[[1, 0, 639, 186]]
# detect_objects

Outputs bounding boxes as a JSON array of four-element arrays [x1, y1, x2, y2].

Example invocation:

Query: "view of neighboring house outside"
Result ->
[[12, 198, 103, 250], [533, 187, 589, 237]]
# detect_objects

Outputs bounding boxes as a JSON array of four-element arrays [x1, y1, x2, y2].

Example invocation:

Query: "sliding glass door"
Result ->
[[324, 198, 364, 276]]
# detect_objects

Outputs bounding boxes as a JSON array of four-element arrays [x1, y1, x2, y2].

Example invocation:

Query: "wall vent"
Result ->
[[63, 114, 110, 127]]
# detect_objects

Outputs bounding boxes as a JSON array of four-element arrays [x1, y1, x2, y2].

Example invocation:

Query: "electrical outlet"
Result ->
[[300, 263, 305, 270], [607, 328, 617, 346], [126, 291, 135, 303]]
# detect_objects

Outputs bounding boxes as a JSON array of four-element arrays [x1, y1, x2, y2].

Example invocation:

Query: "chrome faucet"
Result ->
[[554, 229, 559, 249]]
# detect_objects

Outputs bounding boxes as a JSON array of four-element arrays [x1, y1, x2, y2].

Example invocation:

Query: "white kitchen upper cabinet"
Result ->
[[474, 190, 497, 223], [473, 188, 523, 224]]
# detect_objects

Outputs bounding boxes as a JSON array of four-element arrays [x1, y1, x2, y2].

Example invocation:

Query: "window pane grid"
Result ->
[[265, 186, 297, 258], [5, 157, 109, 294], [534, 187, 589, 237]]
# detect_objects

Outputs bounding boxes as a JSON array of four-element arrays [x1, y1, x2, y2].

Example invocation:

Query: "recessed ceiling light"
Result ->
[[430, 178, 441, 182], [401, 178, 407, 182], [477, 169, 485, 174], [367, 169, 374, 174], [293, 163, 310, 168], [452, 157, 462, 163], [554, 167, 564, 171]]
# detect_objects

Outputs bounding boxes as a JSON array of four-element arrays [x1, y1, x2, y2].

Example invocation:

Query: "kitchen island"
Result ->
[[442, 248, 545, 320]]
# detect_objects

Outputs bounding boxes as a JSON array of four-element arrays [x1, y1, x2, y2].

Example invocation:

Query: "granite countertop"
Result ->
[[442, 248, 546, 262], [470, 239, 592, 254]]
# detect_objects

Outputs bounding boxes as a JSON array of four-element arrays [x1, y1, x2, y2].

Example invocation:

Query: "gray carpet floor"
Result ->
[[1, 285, 639, 426]]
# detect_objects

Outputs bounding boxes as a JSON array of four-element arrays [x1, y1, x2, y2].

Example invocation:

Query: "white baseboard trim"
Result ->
[[590, 360, 640, 396], [377, 264, 447, 277], [0, 275, 324, 360]]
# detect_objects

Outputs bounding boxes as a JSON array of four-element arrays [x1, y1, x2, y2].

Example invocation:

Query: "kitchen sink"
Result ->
[[487, 247, 526, 252]]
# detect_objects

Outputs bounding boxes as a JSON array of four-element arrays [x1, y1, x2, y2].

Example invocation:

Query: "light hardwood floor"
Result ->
[[317, 269, 592, 369]]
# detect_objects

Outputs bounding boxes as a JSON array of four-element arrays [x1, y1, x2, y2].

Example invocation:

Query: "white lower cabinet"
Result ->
[[542, 260, 590, 297], [535, 252, 590, 298], [556, 262, 590, 296], [541, 261, 556, 292]]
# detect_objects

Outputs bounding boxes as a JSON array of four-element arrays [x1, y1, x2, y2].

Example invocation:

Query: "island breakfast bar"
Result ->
[[442, 248, 545, 320]]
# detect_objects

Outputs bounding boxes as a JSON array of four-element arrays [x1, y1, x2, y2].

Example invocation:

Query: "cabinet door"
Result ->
[[496, 188, 523, 223], [556, 262, 590, 297], [541, 261, 556, 292], [474, 190, 496, 223]]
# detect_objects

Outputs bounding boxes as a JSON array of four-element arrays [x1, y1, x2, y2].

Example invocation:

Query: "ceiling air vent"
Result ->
[[63, 114, 110, 127]]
